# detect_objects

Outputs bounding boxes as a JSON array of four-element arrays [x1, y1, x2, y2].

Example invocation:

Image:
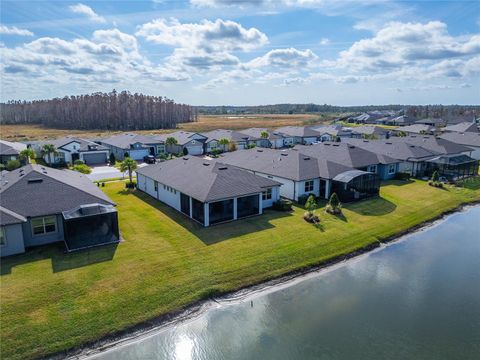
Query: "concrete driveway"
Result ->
[[87, 162, 149, 182]]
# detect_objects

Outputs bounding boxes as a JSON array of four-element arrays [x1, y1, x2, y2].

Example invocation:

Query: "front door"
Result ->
[[71, 153, 80, 164]]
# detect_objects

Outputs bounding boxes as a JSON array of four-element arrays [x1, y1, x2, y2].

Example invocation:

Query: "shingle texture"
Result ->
[[443, 122, 478, 133], [0, 165, 114, 224], [35, 136, 108, 152], [156, 131, 206, 145], [388, 135, 472, 155], [101, 133, 163, 149], [136, 156, 281, 202], [275, 126, 320, 138], [439, 132, 480, 148], [0, 206, 27, 225], [0, 140, 26, 156]]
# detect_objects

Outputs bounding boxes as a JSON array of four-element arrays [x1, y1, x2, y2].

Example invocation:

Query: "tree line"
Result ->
[[0, 90, 197, 130]]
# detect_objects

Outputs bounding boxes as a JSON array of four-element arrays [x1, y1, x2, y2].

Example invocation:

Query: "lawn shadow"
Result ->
[[384, 179, 415, 186], [1, 242, 117, 275], [130, 190, 293, 245], [346, 196, 397, 216]]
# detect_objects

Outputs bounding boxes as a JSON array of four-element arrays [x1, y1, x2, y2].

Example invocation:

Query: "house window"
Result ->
[[0, 227, 5, 246], [388, 164, 396, 174], [262, 188, 272, 200], [154, 181, 158, 191], [304, 180, 314, 193], [368, 165, 377, 173], [164, 184, 166, 190], [31, 216, 57, 236]]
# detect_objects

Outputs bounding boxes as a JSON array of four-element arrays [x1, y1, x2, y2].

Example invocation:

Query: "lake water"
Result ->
[[89, 206, 480, 360]]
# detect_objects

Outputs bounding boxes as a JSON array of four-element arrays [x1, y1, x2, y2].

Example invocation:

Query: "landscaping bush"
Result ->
[[73, 159, 85, 165], [428, 171, 443, 188], [109, 153, 116, 165], [272, 199, 293, 211], [325, 193, 342, 215], [303, 211, 320, 224], [297, 193, 316, 205], [6, 159, 21, 171], [125, 181, 136, 189], [228, 142, 238, 152], [0, 164, 5, 171], [72, 164, 92, 174]]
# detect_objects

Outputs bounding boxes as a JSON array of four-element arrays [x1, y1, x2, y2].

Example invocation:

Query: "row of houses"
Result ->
[[1, 131, 479, 257]]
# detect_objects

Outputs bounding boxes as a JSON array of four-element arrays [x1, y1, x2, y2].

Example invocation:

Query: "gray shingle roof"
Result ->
[[136, 156, 281, 202], [101, 133, 164, 149], [351, 126, 389, 136], [439, 132, 480, 148], [35, 136, 108, 152], [342, 138, 436, 161], [275, 126, 320, 138], [310, 125, 351, 137], [0, 206, 27, 225], [388, 135, 472, 155], [237, 128, 283, 140], [218, 148, 352, 181], [156, 131, 207, 145], [201, 129, 252, 143], [443, 122, 478, 133], [0, 165, 114, 223], [295, 142, 398, 167], [0, 140, 26, 156], [396, 124, 434, 134]]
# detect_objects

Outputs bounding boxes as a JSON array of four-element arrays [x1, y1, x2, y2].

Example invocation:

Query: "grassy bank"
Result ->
[[1, 179, 480, 359], [0, 114, 331, 141]]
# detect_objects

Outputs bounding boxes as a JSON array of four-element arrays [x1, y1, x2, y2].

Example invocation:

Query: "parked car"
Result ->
[[143, 155, 156, 164]]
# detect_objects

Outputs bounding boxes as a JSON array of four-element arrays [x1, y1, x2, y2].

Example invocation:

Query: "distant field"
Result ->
[[0, 113, 335, 141]]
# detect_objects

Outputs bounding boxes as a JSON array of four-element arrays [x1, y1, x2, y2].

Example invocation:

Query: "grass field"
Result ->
[[1, 179, 479, 359], [0, 114, 333, 141]]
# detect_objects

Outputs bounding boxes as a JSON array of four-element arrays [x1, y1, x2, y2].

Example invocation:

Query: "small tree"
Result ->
[[305, 195, 317, 215], [42, 144, 57, 165], [109, 153, 116, 165], [120, 157, 137, 186], [165, 136, 177, 148], [260, 131, 269, 139], [431, 170, 439, 183], [19, 148, 35, 164], [229, 141, 238, 152], [183, 147, 189, 156], [326, 192, 342, 214], [218, 138, 229, 151], [6, 159, 21, 171]]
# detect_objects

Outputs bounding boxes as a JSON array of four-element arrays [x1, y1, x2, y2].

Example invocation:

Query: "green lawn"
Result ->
[[1, 179, 480, 359]]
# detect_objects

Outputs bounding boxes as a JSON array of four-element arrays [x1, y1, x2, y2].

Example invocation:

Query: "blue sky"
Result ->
[[1, 0, 479, 105]]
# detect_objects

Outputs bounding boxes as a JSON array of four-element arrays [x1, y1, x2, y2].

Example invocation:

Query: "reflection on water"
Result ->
[[90, 207, 480, 360]]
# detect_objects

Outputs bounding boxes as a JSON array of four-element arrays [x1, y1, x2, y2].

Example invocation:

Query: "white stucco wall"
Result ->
[[0, 224, 25, 257], [137, 173, 181, 211]]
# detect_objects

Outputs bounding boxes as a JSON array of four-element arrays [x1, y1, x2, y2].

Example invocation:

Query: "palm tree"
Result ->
[[120, 157, 137, 185], [42, 144, 57, 165], [218, 138, 229, 151], [260, 131, 269, 139], [19, 148, 35, 164]]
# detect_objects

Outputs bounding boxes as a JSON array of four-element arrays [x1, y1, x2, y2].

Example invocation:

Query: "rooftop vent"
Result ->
[[182, 157, 189, 160], [256, 149, 263, 152], [218, 166, 228, 170], [27, 178, 43, 184], [303, 157, 311, 160], [203, 162, 210, 166], [362, 140, 369, 143], [332, 144, 340, 147], [323, 143, 331, 146], [348, 145, 355, 149], [280, 153, 288, 156]]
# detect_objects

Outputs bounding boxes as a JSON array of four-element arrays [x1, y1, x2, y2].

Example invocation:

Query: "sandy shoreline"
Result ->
[[54, 201, 480, 360]]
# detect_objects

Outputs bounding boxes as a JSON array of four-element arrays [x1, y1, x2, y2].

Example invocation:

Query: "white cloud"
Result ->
[[69, 3, 106, 23], [331, 21, 480, 78], [191, 0, 266, 7], [0, 25, 34, 36], [319, 38, 330, 45], [248, 48, 318, 68]]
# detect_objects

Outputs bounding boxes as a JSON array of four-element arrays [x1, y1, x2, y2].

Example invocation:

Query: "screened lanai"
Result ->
[[62, 203, 120, 251], [332, 170, 381, 202], [426, 155, 478, 180]]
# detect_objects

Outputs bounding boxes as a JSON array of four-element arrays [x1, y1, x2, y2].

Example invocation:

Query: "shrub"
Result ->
[[183, 147, 189, 156], [125, 181, 136, 189], [6, 159, 21, 171], [73, 159, 85, 165], [109, 153, 116, 165], [326, 193, 342, 214], [102, 182, 105, 187], [431, 171, 439, 183], [297, 193, 315, 205], [305, 195, 317, 214], [272, 199, 293, 211], [303, 211, 320, 224], [0, 164, 5, 171], [72, 164, 92, 174], [246, 143, 256, 149], [228, 142, 238, 152]]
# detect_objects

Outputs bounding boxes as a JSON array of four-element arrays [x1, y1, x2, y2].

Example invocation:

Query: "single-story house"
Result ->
[[218, 148, 382, 202], [100, 133, 165, 161], [351, 126, 390, 139], [30, 137, 110, 165], [201, 129, 255, 153], [157, 131, 207, 155], [275, 126, 321, 145], [309, 125, 352, 142], [295, 142, 400, 181], [442, 122, 478, 133], [343, 138, 437, 177], [380, 115, 417, 126], [415, 118, 446, 127], [395, 124, 435, 135], [136, 156, 281, 227], [439, 132, 480, 160], [0, 165, 119, 257], [237, 128, 282, 148], [0, 140, 26, 165]]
